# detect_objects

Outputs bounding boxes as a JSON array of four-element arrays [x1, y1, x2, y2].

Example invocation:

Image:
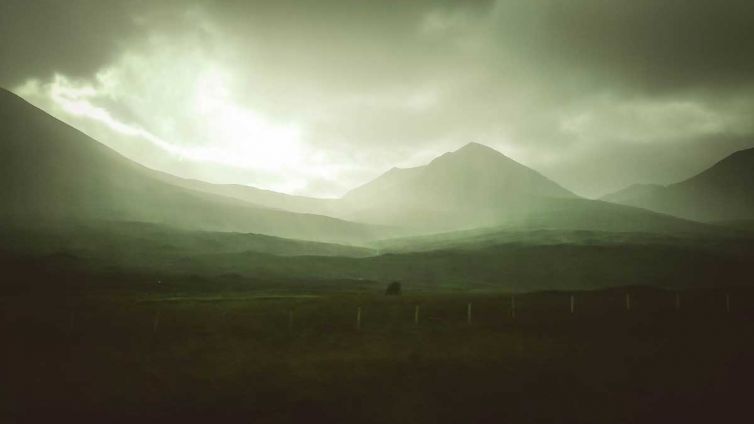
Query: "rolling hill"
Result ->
[[602, 147, 754, 222], [0, 88, 386, 245], [3, 87, 750, 294], [6, 228, 750, 292]]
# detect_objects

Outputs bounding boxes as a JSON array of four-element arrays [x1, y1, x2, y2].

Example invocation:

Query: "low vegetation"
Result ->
[[2, 287, 752, 422]]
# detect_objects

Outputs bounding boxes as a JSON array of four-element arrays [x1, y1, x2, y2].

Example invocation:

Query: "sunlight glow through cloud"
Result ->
[[9, 1, 754, 198], [14, 42, 341, 195]]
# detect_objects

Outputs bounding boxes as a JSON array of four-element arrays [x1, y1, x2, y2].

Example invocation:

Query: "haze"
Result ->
[[2, 0, 753, 197]]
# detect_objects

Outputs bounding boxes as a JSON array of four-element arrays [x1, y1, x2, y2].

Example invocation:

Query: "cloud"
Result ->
[[4, 0, 754, 197]]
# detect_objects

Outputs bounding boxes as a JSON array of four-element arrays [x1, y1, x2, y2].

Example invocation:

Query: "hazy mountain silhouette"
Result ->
[[338, 142, 577, 229], [160, 175, 339, 216], [150, 140, 715, 235], [0, 87, 723, 252], [601, 184, 664, 203], [327, 142, 712, 234], [602, 148, 754, 222], [1, 88, 748, 293], [0, 89, 383, 244]]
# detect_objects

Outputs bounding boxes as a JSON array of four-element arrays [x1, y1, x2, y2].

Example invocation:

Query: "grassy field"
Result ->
[[2, 287, 753, 423]]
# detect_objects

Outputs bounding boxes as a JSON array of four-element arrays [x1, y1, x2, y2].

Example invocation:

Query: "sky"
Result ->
[[2, 0, 754, 198]]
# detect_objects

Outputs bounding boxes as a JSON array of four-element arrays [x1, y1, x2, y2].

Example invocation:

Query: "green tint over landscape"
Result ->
[[2, 1, 754, 421], [2, 85, 753, 422]]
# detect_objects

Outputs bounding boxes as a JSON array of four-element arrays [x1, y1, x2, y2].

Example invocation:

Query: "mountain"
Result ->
[[0, 88, 384, 245], [602, 148, 754, 222], [601, 184, 664, 203], [159, 142, 578, 225], [120, 138, 719, 237], [329, 142, 715, 235], [338, 142, 578, 230], [156, 175, 339, 216]]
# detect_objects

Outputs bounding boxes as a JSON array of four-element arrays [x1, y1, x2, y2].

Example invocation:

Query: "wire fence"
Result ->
[[3, 289, 750, 341]]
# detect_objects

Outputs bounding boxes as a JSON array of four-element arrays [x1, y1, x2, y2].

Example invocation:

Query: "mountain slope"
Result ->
[[0, 221, 375, 263], [335, 142, 715, 235], [14, 231, 748, 292], [0, 89, 384, 244], [339, 142, 578, 230], [154, 175, 339, 216], [601, 184, 664, 203], [602, 148, 754, 222]]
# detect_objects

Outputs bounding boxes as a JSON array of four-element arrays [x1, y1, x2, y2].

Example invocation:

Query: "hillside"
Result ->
[[601, 184, 664, 203], [335, 143, 717, 235], [6, 229, 750, 292], [0, 89, 385, 244], [602, 148, 754, 222], [0, 221, 374, 277], [338, 142, 576, 229]]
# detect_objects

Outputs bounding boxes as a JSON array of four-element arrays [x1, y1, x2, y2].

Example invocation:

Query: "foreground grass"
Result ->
[[2, 288, 753, 423]]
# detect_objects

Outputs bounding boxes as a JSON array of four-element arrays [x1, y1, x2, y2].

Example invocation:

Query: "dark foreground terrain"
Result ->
[[2, 286, 753, 423]]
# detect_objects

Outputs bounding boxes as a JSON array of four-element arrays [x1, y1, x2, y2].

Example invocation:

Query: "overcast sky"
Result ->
[[2, 0, 754, 197]]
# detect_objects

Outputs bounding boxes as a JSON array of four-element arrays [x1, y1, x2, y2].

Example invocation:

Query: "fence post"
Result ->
[[511, 295, 516, 319], [414, 305, 420, 325], [152, 310, 160, 334], [570, 294, 575, 314], [356, 306, 362, 330], [625, 293, 631, 311], [467, 303, 472, 324], [675, 292, 681, 311]]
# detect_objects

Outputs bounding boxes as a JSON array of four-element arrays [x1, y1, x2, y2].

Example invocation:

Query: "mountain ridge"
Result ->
[[0, 88, 386, 244], [602, 146, 754, 222], [338, 141, 579, 230]]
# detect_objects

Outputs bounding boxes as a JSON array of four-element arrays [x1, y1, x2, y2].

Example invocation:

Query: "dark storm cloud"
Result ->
[[3, 0, 754, 197], [493, 0, 754, 93], [4, 0, 754, 93], [0, 0, 134, 86]]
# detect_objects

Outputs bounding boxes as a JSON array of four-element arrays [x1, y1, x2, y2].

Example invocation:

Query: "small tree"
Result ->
[[385, 281, 402, 296]]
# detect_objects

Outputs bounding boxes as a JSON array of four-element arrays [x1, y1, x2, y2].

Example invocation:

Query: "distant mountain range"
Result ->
[[171, 140, 725, 235], [2, 87, 753, 291], [3, 87, 725, 244], [602, 148, 754, 222]]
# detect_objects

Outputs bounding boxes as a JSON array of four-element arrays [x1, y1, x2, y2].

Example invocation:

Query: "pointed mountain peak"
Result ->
[[457, 141, 492, 150], [428, 142, 514, 169], [454, 142, 505, 156]]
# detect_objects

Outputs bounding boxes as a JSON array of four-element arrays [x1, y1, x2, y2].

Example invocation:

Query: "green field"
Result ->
[[3, 287, 753, 423]]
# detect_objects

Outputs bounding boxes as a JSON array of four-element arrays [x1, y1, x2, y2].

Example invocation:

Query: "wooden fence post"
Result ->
[[570, 294, 575, 314], [675, 292, 681, 311], [356, 306, 362, 330], [467, 303, 472, 324], [511, 295, 516, 319], [152, 310, 160, 334], [414, 305, 420, 325], [625, 293, 631, 311]]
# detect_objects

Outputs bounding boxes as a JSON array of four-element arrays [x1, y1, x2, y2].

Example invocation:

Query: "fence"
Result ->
[[4, 289, 750, 339]]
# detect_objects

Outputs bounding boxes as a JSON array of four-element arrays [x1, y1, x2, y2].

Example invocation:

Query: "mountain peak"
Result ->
[[427, 142, 515, 170], [454, 142, 505, 156]]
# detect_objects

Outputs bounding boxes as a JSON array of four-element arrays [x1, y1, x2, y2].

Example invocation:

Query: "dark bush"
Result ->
[[385, 281, 402, 296]]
